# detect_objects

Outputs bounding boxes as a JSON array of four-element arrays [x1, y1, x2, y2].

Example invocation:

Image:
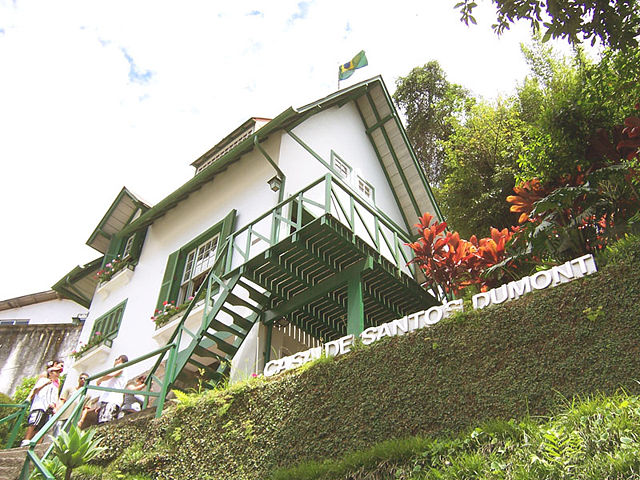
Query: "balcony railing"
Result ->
[[223, 173, 416, 279]]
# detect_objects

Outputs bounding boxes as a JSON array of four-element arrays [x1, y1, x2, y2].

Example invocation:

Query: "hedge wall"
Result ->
[[80, 255, 640, 480]]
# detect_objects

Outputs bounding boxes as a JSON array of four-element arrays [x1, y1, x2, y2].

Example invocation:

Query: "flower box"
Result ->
[[152, 301, 206, 345], [96, 265, 135, 300], [70, 343, 111, 370]]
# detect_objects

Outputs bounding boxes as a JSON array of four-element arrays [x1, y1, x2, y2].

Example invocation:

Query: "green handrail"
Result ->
[[0, 401, 28, 449]]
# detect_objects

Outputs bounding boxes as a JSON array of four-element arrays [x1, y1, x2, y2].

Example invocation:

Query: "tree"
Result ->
[[516, 41, 640, 182], [438, 99, 526, 238], [393, 61, 471, 185], [454, 0, 640, 50]]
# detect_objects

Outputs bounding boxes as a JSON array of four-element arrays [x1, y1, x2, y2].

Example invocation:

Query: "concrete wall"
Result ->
[[0, 323, 82, 396]]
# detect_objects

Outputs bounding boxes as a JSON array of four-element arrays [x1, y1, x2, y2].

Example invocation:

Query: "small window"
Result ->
[[356, 175, 375, 203], [121, 235, 135, 259], [89, 300, 127, 348], [331, 152, 352, 180]]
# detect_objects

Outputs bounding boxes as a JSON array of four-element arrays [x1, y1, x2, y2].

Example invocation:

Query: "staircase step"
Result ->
[[226, 293, 262, 313], [201, 332, 239, 356], [237, 279, 271, 304], [208, 318, 248, 338], [220, 306, 254, 331], [193, 345, 227, 362], [0, 443, 50, 480]]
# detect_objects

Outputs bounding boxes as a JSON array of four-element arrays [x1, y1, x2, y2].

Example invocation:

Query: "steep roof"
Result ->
[[86, 187, 151, 253], [51, 257, 103, 308], [120, 76, 441, 237]]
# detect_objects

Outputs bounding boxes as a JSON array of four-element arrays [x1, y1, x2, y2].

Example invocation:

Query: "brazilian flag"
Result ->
[[338, 50, 368, 81]]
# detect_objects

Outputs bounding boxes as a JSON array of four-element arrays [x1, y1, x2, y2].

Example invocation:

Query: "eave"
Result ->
[[119, 76, 441, 238], [86, 187, 151, 253], [51, 257, 103, 308]]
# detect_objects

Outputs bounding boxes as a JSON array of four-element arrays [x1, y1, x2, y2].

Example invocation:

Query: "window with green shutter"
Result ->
[[89, 299, 127, 348], [102, 227, 149, 269], [155, 209, 236, 311]]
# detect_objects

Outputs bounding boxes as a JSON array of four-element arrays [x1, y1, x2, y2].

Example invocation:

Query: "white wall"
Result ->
[[74, 134, 283, 381], [73, 101, 415, 383], [0, 298, 86, 325], [280, 102, 408, 231]]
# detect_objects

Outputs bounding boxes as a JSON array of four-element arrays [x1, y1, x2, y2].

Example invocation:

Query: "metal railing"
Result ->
[[18, 349, 173, 479], [18, 173, 419, 478], [224, 173, 416, 278], [0, 402, 28, 449]]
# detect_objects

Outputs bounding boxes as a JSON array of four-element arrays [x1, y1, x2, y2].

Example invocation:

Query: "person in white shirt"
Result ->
[[96, 355, 128, 424], [22, 365, 62, 445]]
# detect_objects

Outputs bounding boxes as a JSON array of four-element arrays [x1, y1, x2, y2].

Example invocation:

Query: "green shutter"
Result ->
[[216, 209, 237, 272], [154, 209, 237, 311], [130, 227, 148, 262], [156, 251, 180, 311], [102, 237, 123, 269]]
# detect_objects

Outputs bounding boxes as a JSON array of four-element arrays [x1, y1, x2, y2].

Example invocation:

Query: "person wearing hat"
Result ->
[[22, 364, 62, 445]]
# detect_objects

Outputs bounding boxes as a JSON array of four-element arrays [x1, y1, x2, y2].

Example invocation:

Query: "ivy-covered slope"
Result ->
[[80, 253, 640, 480]]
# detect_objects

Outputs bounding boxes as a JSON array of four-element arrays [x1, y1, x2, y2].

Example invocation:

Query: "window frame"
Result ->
[[330, 151, 352, 181], [155, 210, 236, 311], [89, 299, 127, 348]]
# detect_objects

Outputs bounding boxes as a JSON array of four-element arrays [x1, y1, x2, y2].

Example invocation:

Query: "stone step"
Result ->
[[0, 443, 49, 480]]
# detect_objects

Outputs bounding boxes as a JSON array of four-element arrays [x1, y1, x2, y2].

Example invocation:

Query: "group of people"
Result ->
[[21, 355, 147, 445]]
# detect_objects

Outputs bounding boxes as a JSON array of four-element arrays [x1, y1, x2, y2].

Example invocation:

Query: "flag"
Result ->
[[338, 50, 368, 81]]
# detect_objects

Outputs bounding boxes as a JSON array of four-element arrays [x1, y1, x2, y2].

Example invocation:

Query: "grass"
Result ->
[[272, 392, 640, 480]]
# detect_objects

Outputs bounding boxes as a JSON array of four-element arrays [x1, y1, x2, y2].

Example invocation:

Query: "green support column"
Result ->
[[347, 272, 365, 336], [264, 322, 273, 364]]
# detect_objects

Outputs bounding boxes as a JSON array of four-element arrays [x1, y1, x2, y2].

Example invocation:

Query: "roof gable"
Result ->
[[86, 187, 150, 253], [119, 76, 441, 237]]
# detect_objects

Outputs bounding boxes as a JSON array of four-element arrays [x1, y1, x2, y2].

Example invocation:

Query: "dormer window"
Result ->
[[356, 175, 374, 203], [121, 235, 135, 260]]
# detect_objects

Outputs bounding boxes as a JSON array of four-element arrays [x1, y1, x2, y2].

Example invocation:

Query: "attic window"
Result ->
[[331, 152, 352, 180], [356, 175, 375, 203], [121, 235, 135, 259], [195, 127, 254, 174]]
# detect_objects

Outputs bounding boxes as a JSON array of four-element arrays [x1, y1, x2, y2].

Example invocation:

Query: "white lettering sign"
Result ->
[[264, 254, 597, 377]]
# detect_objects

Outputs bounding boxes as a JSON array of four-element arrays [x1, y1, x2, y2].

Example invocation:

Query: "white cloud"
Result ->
[[0, 0, 561, 299]]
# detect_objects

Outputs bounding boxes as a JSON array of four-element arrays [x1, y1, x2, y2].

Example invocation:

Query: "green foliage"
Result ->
[[598, 233, 640, 266], [454, 0, 640, 50], [393, 61, 472, 185], [30, 457, 66, 480], [438, 99, 524, 237], [0, 392, 15, 447], [52, 425, 105, 480], [516, 41, 640, 183], [85, 253, 640, 480], [276, 393, 640, 479], [14, 375, 38, 403]]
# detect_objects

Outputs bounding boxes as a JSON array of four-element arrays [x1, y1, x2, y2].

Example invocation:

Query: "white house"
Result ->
[[54, 76, 443, 392]]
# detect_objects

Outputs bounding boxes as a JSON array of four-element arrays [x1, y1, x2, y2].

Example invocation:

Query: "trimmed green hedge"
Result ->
[[84, 253, 640, 480]]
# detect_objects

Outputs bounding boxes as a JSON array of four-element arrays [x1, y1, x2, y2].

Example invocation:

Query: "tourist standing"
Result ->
[[22, 365, 62, 445], [96, 355, 128, 424]]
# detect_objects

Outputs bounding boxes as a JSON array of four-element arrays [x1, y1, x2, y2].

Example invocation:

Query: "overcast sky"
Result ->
[[0, 0, 570, 301]]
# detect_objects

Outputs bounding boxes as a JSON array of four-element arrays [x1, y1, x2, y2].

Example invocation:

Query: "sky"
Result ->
[[0, 0, 570, 301]]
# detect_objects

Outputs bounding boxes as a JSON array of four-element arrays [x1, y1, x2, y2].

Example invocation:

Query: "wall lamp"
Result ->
[[268, 175, 283, 192]]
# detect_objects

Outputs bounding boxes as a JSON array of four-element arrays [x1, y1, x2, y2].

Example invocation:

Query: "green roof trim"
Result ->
[[119, 76, 438, 237], [86, 187, 151, 252], [51, 257, 103, 308]]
